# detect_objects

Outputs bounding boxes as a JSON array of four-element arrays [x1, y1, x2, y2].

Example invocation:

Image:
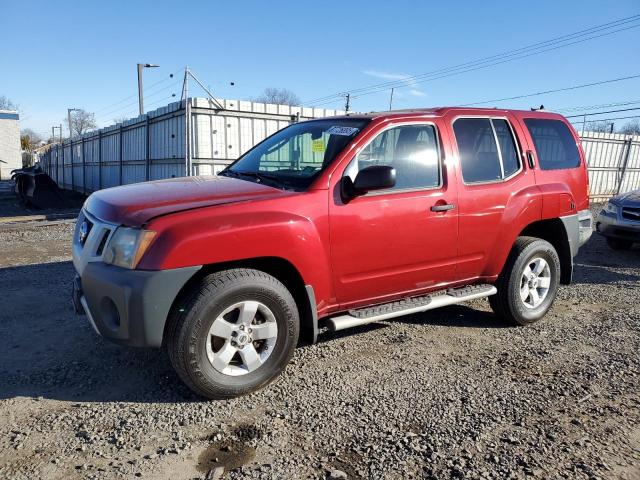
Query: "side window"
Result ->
[[493, 119, 519, 177], [524, 119, 581, 170], [348, 124, 440, 190], [453, 118, 520, 183]]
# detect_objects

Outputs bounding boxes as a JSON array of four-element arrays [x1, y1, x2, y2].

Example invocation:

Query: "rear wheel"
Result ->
[[490, 237, 560, 326], [606, 237, 633, 250], [165, 269, 299, 399]]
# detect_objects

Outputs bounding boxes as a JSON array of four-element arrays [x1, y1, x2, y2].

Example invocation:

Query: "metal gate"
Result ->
[[580, 132, 640, 201]]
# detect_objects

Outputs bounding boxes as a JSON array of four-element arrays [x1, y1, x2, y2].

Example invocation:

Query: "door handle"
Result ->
[[526, 150, 535, 169], [431, 203, 455, 212]]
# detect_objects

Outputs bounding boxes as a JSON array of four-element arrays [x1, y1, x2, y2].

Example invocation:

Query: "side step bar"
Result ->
[[327, 284, 497, 332]]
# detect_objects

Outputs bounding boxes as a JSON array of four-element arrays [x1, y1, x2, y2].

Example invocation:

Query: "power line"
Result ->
[[304, 14, 640, 106], [568, 114, 640, 124], [314, 17, 640, 103], [95, 79, 182, 122], [554, 99, 640, 113], [459, 74, 640, 106], [97, 94, 179, 126], [92, 67, 184, 115], [564, 107, 640, 118], [347, 24, 640, 103]]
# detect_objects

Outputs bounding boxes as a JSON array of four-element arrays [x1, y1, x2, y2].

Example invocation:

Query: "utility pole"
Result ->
[[181, 66, 189, 102], [344, 93, 350, 113], [137, 63, 159, 115], [609, 122, 615, 134], [182, 66, 190, 177], [52, 125, 62, 143], [389, 88, 395, 111], [67, 108, 78, 138]]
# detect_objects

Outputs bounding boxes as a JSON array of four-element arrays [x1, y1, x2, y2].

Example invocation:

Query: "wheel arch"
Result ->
[[519, 218, 572, 285], [163, 256, 317, 348]]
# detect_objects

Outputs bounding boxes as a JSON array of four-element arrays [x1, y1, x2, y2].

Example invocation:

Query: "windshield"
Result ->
[[221, 118, 370, 190]]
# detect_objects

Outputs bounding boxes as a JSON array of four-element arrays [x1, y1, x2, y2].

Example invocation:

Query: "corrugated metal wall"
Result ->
[[39, 103, 640, 200], [39, 98, 345, 192]]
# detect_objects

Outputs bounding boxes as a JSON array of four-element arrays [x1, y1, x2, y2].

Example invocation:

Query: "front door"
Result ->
[[329, 121, 459, 308]]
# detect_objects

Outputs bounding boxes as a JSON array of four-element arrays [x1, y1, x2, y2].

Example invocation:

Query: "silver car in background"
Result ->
[[596, 189, 640, 250]]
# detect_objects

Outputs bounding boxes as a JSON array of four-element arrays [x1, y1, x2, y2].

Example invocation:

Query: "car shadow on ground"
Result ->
[[1, 235, 635, 403], [572, 234, 640, 285], [0, 261, 198, 403], [0, 260, 506, 403]]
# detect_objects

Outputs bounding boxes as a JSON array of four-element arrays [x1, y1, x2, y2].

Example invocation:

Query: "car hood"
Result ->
[[613, 189, 640, 208], [84, 175, 294, 227]]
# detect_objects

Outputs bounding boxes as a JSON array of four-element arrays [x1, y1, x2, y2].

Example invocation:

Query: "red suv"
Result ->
[[72, 108, 592, 399]]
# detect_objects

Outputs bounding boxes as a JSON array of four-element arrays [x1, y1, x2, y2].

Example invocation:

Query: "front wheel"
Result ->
[[165, 269, 299, 399], [490, 237, 560, 326]]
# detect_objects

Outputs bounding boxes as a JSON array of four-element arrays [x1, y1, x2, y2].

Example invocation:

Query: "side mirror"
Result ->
[[340, 165, 396, 202], [353, 165, 396, 194]]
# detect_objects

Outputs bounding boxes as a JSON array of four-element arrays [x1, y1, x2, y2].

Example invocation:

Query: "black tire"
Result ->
[[165, 268, 299, 399], [490, 237, 560, 326], [606, 237, 633, 250]]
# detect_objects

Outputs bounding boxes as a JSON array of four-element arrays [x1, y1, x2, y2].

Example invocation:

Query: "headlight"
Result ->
[[604, 202, 619, 215], [103, 227, 156, 269]]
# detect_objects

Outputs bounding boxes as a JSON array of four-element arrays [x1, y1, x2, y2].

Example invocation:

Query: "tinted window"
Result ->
[[493, 119, 519, 177], [453, 118, 502, 183], [454, 118, 521, 183], [524, 119, 580, 170], [347, 124, 440, 190]]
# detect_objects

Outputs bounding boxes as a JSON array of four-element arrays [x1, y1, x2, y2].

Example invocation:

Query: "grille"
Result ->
[[621, 207, 640, 222], [73, 209, 116, 262]]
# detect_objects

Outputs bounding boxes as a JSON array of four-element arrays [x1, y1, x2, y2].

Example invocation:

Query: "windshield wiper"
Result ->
[[222, 170, 290, 189]]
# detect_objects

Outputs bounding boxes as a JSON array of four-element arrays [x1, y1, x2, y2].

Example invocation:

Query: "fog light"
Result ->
[[100, 297, 121, 331]]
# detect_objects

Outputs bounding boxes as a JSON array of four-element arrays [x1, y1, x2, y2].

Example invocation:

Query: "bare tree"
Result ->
[[253, 87, 301, 106], [113, 116, 129, 125], [20, 129, 43, 152], [584, 121, 614, 133], [65, 109, 97, 137], [0, 95, 18, 111], [618, 119, 640, 136]]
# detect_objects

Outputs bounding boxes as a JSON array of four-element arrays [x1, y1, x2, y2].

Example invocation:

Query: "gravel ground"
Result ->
[[0, 214, 638, 480]]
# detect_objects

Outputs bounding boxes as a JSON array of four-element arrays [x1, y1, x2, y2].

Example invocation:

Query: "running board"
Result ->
[[326, 284, 497, 332]]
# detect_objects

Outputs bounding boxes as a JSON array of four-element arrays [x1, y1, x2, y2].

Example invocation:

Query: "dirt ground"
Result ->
[[0, 210, 638, 479]]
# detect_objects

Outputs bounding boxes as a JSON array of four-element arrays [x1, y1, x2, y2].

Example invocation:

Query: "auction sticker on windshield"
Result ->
[[312, 139, 325, 152], [327, 126, 360, 136]]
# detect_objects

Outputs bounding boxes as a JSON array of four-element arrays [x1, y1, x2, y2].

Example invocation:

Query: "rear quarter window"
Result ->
[[524, 119, 581, 170]]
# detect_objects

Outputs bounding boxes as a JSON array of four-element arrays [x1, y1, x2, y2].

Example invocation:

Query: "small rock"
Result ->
[[329, 469, 348, 479], [205, 466, 224, 480]]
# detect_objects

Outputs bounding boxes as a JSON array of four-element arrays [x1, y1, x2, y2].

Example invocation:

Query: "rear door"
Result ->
[[445, 112, 537, 281], [328, 120, 459, 308]]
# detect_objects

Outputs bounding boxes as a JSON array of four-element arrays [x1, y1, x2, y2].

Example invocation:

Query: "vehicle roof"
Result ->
[[318, 106, 567, 122]]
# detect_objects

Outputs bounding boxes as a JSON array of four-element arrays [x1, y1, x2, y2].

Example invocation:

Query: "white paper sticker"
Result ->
[[327, 126, 360, 136]]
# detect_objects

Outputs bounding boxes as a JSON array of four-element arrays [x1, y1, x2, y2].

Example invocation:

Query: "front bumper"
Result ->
[[595, 210, 640, 242], [74, 263, 201, 347]]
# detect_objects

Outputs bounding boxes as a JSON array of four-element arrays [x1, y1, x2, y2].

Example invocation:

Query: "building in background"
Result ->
[[0, 110, 21, 180]]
